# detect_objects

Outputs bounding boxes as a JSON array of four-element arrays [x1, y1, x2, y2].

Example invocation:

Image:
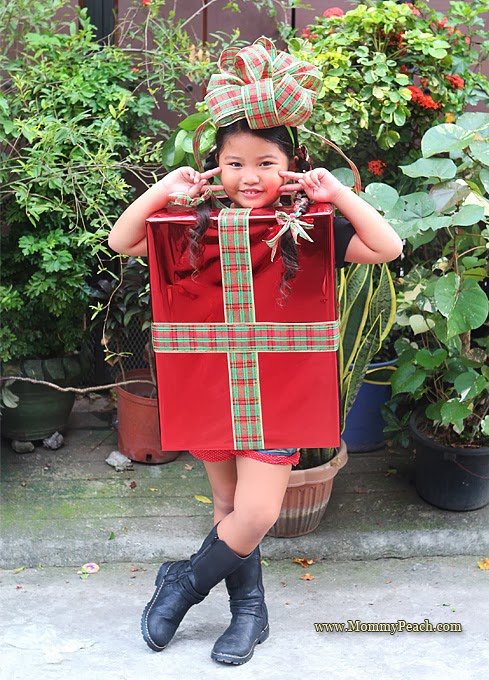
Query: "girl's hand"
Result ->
[[278, 168, 345, 203], [157, 166, 223, 198]]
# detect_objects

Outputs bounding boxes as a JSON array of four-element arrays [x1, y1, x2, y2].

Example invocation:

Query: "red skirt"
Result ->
[[189, 448, 300, 466]]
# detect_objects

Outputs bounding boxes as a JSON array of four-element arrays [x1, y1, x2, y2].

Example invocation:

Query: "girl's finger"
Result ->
[[279, 170, 303, 179], [204, 184, 225, 192], [202, 167, 222, 179], [278, 183, 303, 193]]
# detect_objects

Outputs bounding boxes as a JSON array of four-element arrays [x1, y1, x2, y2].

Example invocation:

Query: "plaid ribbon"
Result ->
[[167, 189, 213, 208], [152, 322, 340, 352], [152, 208, 339, 449], [264, 211, 315, 262], [205, 36, 322, 130]]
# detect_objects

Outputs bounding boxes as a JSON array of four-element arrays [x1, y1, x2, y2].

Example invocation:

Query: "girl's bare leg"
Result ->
[[203, 459, 238, 524], [217, 457, 291, 556]]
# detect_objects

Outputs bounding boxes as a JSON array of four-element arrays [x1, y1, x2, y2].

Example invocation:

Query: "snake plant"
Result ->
[[295, 262, 397, 469]]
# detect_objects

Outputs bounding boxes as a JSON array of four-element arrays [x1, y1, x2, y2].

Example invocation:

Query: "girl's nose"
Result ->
[[242, 170, 260, 184]]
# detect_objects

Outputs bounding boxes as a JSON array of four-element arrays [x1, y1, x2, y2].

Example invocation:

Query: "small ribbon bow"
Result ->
[[167, 189, 213, 208], [264, 211, 314, 262]]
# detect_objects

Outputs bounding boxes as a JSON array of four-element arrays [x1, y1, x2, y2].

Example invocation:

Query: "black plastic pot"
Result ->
[[1, 356, 83, 441], [409, 413, 489, 511]]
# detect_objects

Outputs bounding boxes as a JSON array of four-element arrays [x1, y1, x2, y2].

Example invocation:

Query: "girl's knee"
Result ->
[[212, 488, 235, 516], [235, 505, 281, 537]]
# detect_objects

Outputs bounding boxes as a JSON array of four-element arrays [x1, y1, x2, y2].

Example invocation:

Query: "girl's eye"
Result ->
[[261, 161, 274, 167], [229, 162, 241, 168]]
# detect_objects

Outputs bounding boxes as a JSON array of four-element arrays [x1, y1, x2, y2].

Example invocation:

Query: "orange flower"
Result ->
[[407, 85, 441, 109], [368, 160, 387, 177], [445, 74, 465, 90]]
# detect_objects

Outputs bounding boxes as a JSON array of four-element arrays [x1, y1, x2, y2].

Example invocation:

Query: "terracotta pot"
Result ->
[[116, 369, 181, 464], [267, 440, 348, 537]]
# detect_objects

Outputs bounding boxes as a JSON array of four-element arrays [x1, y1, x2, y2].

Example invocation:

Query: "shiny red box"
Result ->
[[146, 203, 340, 450]]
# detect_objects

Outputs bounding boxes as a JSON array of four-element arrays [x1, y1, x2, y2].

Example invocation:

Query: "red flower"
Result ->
[[400, 65, 410, 75], [437, 17, 448, 28], [323, 7, 344, 18], [143, 0, 150, 5], [368, 160, 387, 177], [301, 27, 311, 39], [131, 67, 140, 73], [445, 74, 465, 90], [407, 85, 441, 110]]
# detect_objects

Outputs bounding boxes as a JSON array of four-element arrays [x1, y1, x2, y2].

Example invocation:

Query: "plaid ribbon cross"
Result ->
[[151, 209, 339, 449]]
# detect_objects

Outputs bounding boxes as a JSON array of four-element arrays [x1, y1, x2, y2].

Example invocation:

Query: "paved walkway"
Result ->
[[1, 556, 486, 680], [1, 398, 488, 568], [1, 397, 489, 679]]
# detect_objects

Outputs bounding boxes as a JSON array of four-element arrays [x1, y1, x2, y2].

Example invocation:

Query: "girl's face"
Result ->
[[217, 132, 292, 209]]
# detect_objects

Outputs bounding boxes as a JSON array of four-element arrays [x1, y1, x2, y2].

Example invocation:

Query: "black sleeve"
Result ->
[[333, 216, 356, 269]]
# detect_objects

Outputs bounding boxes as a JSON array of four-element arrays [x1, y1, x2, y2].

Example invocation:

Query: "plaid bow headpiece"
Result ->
[[204, 36, 322, 130]]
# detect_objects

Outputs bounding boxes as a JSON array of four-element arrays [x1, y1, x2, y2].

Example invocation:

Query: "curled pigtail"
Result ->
[[187, 150, 218, 277], [278, 229, 300, 306], [276, 143, 313, 306]]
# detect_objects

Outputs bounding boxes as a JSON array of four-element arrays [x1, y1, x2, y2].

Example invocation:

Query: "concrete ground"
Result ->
[[0, 556, 487, 680], [1, 396, 489, 679]]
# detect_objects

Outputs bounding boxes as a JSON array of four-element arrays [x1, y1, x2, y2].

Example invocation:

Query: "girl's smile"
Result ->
[[216, 132, 293, 209]]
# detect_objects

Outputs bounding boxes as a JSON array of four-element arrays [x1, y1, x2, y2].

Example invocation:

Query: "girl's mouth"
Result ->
[[240, 190, 263, 197]]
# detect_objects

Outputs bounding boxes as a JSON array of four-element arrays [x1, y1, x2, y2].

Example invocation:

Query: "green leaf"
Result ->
[[415, 348, 447, 369], [469, 140, 489, 166], [456, 112, 489, 131], [451, 204, 485, 226], [454, 372, 486, 401], [409, 314, 435, 334], [178, 113, 210, 131], [391, 363, 427, 396], [440, 399, 472, 434], [429, 181, 471, 213], [331, 167, 355, 188], [181, 132, 195, 154], [363, 183, 399, 212], [421, 124, 474, 158], [400, 158, 457, 181], [434, 274, 489, 337], [482, 416, 489, 436], [480, 169, 489, 194]]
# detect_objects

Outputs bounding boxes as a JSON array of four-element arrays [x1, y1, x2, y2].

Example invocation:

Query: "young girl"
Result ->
[[109, 41, 402, 667]]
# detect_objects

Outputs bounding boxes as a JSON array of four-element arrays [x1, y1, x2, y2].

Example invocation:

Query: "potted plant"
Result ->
[[372, 112, 489, 511], [268, 260, 397, 537], [0, 4, 162, 441], [91, 256, 181, 464], [288, 0, 489, 185]]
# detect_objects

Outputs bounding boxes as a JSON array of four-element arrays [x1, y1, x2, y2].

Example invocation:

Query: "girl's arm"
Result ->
[[279, 168, 403, 264], [108, 167, 221, 256]]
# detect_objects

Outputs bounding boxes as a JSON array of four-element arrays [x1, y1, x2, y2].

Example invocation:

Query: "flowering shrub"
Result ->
[[288, 0, 489, 184]]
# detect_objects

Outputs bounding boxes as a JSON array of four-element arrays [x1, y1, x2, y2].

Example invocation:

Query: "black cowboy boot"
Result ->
[[211, 545, 269, 665], [141, 525, 251, 652]]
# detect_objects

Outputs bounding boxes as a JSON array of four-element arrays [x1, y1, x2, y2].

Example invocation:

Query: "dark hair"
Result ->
[[187, 119, 312, 305]]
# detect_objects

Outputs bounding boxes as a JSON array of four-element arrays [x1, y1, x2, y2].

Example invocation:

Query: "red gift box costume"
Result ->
[[147, 202, 342, 452]]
